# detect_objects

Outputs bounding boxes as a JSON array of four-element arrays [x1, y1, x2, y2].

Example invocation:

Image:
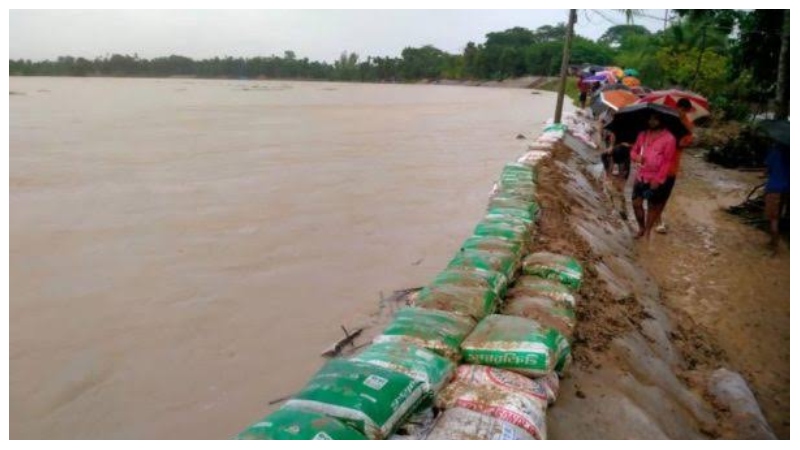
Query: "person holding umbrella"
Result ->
[[605, 103, 690, 240], [629, 113, 679, 240], [655, 98, 696, 234]]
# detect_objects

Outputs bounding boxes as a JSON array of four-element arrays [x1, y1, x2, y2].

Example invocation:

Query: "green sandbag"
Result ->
[[461, 236, 523, 261], [284, 359, 425, 440], [350, 342, 455, 396], [374, 307, 476, 360], [460, 314, 571, 377], [432, 267, 509, 298], [414, 283, 498, 321], [448, 248, 518, 281], [488, 196, 540, 216], [473, 217, 531, 243], [486, 208, 536, 224], [497, 185, 537, 199], [501, 162, 537, 181], [522, 252, 583, 290], [510, 277, 577, 306], [503, 293, 577, 340], [234, 408, 366, 440]]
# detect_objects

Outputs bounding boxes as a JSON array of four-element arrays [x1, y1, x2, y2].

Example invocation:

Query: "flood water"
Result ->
[[10, 77, 560, 438]]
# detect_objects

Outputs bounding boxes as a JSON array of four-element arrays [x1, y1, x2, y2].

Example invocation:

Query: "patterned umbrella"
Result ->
[[637, 89, 711, 122], [590, 89, 640, 117]]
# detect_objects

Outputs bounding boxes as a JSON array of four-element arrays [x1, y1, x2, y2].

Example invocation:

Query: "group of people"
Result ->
[[597, 99, 695, 241]]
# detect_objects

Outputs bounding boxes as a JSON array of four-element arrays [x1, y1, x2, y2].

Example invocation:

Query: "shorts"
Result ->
[[765, 192, 788, 220], [579, 92, 587, 104], [632, 180, 671, 204], [661, 176, 677, 204], [601, 145, 631, 179]]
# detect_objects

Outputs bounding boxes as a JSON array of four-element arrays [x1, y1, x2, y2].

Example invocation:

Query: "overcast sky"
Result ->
[[10, 9, 669, 62]]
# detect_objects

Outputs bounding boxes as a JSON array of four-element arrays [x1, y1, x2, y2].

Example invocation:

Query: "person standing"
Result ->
[[599, 111, 632, 220], [764, 142, 789, 255], [630, 114, 678, 240], [577, 69, 596, 110], [655, 98, 695, 233]]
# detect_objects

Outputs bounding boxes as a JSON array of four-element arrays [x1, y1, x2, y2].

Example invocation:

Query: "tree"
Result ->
[[775, 10, 790, 119], [598, 24, 651, 48]]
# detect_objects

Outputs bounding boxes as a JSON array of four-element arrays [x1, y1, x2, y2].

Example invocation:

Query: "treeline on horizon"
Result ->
[[10, 10, 787, 120]]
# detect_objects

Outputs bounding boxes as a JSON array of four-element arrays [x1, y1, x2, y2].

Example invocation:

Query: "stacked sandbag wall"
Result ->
[[235, 121, 586, 440]]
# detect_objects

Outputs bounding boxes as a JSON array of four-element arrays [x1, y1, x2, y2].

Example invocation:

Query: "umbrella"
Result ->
[[590, 89, 640, 118], [606, 66, 625, 78], [624, 68, 640, 77], [630, 86, 652, 97], [598, 83, 632, 93], [596, 70, 618, 84], [605, 103, 690, 145], [582, 64, 607, 74], [757, 119, 790, 146], [637, 89, 710, 122], [583, 73, 614, 84], [622, 76, 642, 87]]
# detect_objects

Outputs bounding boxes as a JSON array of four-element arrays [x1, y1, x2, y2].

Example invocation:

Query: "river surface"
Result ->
[[9, 77, 559, 438]]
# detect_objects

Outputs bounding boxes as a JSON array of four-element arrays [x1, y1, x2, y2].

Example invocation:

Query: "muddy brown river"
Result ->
[[9, 77, 560, 438]]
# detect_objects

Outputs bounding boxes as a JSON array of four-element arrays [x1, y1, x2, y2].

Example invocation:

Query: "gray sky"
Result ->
[[10, 9, 669, 62]]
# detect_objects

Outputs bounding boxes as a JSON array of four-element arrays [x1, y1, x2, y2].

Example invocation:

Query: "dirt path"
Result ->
[[634, 149, 790, 438]]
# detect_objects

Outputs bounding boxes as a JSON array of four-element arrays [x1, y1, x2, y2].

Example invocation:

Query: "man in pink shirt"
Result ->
[[629, 114, 677, 240]]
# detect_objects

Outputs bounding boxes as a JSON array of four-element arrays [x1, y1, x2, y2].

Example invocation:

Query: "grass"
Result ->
[[538, 76, 581, 107]]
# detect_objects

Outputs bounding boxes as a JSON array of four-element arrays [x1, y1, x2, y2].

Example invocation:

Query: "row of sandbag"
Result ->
[[413, 157, 583, 439], [420, 251, 584, 440], [234, 161, 580, 440]]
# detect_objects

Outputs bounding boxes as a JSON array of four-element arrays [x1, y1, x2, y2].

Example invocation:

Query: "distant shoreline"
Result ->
[[10, 74, 558, 90]]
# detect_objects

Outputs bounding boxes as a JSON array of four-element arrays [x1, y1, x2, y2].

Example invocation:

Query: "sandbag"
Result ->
[[510, 277, 577, 306], [503, 293, 576, 339], [486, 208, 536, 224], [487, 195, 540, 216], [431, 267, 508, 298], [522, 252, 584, 290], [414, 283, 498, 321], [350, 342, 455, 396], [388, 407, 437, 440], [435, 366, 548, 439], [374, 307, 476, 360], [461, 236, 523, 261], [460, 314, 571, 377], [284, 359, 424, 440], [426, 407, 534, 440], [448, 248, 518, 281], [452, 364, 559, 406], [234, 408, 366, 440]]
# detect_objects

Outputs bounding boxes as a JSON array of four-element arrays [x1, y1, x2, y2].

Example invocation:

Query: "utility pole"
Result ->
[[554, 9, 577, 125]]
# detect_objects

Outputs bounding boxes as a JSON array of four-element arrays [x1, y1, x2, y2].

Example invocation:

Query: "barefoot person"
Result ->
[[655, 98, 695, 233], [630, 114, 678, 240], [764, 141, 789, 254]]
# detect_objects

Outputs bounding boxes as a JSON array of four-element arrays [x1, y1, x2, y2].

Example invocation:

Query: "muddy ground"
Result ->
[[540, 137, 788, 439], [637, 149, 790, 438]]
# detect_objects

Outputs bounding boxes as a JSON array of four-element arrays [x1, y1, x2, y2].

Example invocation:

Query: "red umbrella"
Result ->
[[637, 89, 710, 122]]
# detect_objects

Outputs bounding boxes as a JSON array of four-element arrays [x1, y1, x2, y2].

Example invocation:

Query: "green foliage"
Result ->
[[538, 76, 581, 107], [598, 24, 651, 47], [655, 46, 729, 97]]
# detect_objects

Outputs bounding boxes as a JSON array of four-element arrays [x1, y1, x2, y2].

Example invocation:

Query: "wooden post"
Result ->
[[554, 9, 578, 124]]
